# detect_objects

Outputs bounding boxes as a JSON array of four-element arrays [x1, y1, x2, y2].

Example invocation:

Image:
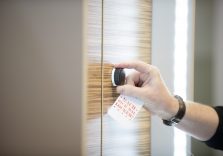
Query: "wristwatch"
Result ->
[[163, 95, 186, 126]]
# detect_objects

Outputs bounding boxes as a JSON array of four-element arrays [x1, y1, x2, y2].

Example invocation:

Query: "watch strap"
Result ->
[[163, 95, 186, 126]]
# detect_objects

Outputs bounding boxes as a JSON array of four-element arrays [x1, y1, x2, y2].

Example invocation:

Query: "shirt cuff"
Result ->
[[204, 106, 223, 150]]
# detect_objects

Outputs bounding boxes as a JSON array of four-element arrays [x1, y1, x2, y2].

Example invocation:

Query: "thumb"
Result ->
[[117, 84, 143, 99]]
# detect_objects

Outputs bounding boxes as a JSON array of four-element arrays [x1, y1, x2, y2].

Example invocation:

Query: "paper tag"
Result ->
[[107, 95, 144, 122]]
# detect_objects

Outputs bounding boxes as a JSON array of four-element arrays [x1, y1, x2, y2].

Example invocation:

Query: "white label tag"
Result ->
[[107, 95, 144, 122]]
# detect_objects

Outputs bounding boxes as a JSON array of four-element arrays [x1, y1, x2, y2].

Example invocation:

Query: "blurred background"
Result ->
[[153, 0, 223, 155], [193, 0, 223, 155]]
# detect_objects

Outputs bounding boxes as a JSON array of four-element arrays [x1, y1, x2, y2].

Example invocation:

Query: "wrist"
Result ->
[[163, 95, 186, 126], [158, 96, 179, 120]]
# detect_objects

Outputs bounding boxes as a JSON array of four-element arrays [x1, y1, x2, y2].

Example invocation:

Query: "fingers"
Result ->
[[114, 60, 150, 73], [117, 84, 143, 99], [126, 71, 140, 86]]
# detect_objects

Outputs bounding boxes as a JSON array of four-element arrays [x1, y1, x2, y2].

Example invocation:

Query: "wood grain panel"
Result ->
[[85, 0, 102, 155], [102, 0, 152, 155]]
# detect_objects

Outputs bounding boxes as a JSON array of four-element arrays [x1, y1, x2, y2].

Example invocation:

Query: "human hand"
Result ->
[[114, 60, 179, 120]]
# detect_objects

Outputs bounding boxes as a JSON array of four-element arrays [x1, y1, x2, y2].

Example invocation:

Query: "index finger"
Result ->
[[114, 60, 151, 73]]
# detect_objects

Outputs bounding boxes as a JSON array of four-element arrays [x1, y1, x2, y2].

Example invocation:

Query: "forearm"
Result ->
[[175, 101, 219, 141], [114, 61, 220, 142]]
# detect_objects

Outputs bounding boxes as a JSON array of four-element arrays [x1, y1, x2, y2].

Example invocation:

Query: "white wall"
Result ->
[[152, 0, 194, 155], [151, 0, 176, 155]]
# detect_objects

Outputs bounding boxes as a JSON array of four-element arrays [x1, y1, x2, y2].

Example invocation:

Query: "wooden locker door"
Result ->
[[85, 0, 102, 155], [102, 0, 152, 155], [85, 0, 152, 155]]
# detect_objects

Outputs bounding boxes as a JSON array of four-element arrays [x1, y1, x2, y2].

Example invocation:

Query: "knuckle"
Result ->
[[150, 65, 160, 75]]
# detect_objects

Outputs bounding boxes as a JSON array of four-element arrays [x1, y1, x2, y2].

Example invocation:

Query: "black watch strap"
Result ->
[[163, 95, 186, 126]]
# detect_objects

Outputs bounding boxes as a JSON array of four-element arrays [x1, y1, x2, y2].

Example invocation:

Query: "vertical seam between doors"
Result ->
[[100, 0, 104, 155]]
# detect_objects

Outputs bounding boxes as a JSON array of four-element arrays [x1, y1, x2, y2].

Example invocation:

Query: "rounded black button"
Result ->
[[114, 68, 125, 86]]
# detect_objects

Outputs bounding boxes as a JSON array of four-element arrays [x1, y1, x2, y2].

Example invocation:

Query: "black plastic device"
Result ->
[[111, 68, 126, 86]]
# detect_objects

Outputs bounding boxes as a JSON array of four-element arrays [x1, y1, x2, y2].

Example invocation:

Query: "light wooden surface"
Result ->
[[85, 0, 102, 155], [102, 0, 152, 155], [86, 0, 152, 155]]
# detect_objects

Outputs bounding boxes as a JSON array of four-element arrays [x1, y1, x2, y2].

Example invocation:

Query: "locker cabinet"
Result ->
[[86, 0, 152, 155], [0, 0, 152, 155]]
